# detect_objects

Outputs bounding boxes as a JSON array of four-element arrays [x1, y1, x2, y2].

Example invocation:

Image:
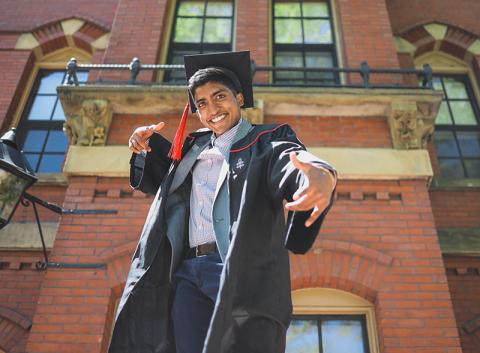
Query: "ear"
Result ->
[[236, 92, 245, 107]]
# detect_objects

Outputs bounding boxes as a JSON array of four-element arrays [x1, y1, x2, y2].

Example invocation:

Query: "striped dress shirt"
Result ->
[[189, 120, 242, 247]]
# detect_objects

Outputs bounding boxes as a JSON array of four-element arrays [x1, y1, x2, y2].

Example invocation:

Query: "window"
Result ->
[[16, 70, 88, 173], [165, 0, 234, 83], [272, 0, 338, 85], [432, 75, 480, 178], [287, 315, 370, 353]]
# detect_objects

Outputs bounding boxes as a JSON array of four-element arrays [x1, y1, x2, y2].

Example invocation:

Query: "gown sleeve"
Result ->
[[129, 134, 172, 195], [266, 124, 337, 254]]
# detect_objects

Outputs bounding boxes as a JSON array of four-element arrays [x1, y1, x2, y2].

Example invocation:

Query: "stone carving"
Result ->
[[243, 99, 264, 124], [63, 99, 112, 146], [388, 101, 436, 149]]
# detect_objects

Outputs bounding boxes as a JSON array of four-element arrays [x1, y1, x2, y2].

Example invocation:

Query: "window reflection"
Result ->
[[286, 315, 370, 353]]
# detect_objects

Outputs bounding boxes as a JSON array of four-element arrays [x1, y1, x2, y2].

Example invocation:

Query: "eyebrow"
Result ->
[[195, 88, 227, 105]]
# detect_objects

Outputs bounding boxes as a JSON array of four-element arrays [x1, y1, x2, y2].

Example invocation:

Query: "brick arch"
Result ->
[[0, 306, 32, 352], [18, 17, 109, 58], [290, 239, 394, 303], [398, 22, 479, 64]]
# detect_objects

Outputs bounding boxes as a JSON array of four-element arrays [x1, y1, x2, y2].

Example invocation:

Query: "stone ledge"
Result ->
[[438, 228, 480, 255], [0, 222, 57, 250], [63, 145, 433, 182]]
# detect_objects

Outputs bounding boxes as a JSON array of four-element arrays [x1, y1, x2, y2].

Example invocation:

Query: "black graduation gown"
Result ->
[[108, 123, 336, 353]]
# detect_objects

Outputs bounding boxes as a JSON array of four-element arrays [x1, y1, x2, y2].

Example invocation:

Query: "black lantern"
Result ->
[[0, 128, 37, 229], [0, 127, 117, 270]]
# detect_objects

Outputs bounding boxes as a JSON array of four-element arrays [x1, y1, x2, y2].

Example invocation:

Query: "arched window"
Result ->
[[416, 51, 480, 179], [288, 288, 379, 353], [13, 48, 91, 174]]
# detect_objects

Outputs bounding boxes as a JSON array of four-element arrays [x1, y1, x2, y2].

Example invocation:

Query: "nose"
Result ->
[[208, 102, 220, 119]]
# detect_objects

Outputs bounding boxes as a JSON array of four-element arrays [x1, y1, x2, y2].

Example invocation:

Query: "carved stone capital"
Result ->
[[243, 99, 264, 124], [61, 98, 113, 146], [388, 101, 437, 149]]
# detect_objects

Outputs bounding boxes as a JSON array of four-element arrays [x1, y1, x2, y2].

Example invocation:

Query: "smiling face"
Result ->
[[193, 81, 244, 136]]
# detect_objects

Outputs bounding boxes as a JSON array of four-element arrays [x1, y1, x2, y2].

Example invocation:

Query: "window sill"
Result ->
[[35, 173, 69, 186], [430, 176, 480, 189]]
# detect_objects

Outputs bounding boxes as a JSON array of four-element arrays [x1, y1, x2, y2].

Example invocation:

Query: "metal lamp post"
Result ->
[[0, 128, 116, 270]]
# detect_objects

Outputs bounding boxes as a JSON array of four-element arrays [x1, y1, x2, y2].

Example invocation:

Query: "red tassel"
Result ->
[[168, 102, 190, 161]]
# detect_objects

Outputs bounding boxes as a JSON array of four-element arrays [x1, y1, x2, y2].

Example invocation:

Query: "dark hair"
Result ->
[[188, 67, 242, 99]]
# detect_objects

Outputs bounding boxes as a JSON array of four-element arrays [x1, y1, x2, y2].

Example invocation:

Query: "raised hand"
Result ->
[[128, 122, 165, 154], [284, 152, 335, 227]]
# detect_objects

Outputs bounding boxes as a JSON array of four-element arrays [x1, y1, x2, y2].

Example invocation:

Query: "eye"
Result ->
[[216, 93, 225, 100], [197, 101, 206, 109]]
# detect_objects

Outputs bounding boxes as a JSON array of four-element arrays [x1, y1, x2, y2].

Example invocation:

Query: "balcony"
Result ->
[[57, 58, 443, 152]]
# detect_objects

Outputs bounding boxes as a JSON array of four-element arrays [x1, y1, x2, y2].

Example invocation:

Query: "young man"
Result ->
[[108, 51, 337, 353]]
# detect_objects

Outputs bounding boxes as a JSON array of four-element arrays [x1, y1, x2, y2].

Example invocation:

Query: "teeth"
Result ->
[[211, 114, 226, 123]]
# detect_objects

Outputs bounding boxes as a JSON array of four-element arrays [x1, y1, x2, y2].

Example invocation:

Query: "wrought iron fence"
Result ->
[[64, 57, 433, 90]]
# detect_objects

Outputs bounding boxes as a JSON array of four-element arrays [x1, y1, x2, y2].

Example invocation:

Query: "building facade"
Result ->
[[0, 0, 479, 352]]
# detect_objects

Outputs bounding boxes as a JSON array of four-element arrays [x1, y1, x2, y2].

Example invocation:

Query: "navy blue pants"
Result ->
[[172, 253, 223, 353]]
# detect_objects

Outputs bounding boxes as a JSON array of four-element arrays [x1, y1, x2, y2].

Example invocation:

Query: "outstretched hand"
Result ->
[[128, 122, 165, 154], [284, 152, 335, 227]]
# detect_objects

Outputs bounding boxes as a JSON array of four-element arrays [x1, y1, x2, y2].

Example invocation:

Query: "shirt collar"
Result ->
[[210, 118, 243, 149]]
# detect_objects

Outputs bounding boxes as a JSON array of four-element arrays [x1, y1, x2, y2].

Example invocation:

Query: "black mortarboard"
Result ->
[[184, 51, 254, 113]]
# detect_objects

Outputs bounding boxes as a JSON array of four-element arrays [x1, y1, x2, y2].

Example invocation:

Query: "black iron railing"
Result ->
[[64, 57, 433, 90]]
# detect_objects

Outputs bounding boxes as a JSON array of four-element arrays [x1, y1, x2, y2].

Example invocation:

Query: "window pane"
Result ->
[[44, 131, 68, 153], [28, 96, 56, 120], [435, 101, 453, 125], [450, 101, 477, 125], [432, 77, 443, 91], [178, 1, 205, 16], [23, 130, 47, 152], [443, 77, 468, 99], [24, 153, 40, 171], [38, 154, 64, 173], [37, 71, 65, 94], [174, 18, 203, 42], [52, 101, 66, 121], [168, 51, 192, 80], [434, 131, 459, 157], [203, 18, 231, 43], [305, 52, 334, 81], [75, 71, 89, 84], [274, 3, 301, 17], [303, 19, 332, 44], [206, 1, 233, 16], [439, 159, 465, 178], [302, 2, 329, 17], [322, 319, 366, 353], [286, 319, 319, 353], [457, 132, 480, 157], [275, 19, 302, 43], [275, 52, 303, 80], [465, 159, 480, 178]]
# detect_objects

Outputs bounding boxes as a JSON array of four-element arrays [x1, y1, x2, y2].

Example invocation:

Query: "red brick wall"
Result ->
[[0, 251, 46, 353], [0, 0, 118, 32], [430, 189, 480, 229], [0, 51, 34, 131], [335, 0, 400, 85], [386, 0, 480, 37], [24, 176, 150, 353], [100, 0, 170, 82], [292, 179, 462, 352], [444, 256, 480, 353]]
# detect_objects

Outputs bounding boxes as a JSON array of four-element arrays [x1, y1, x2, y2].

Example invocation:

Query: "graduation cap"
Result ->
[[169, 51, 254, 161]]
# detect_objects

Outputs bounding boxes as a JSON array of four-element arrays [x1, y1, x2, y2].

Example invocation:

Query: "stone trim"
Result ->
[[63, 145, 434, 183], [438, 227, 480, 255]]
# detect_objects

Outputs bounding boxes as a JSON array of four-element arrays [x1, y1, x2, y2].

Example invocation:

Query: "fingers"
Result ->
[[289, 152, 311, 172], [128, 122, 165, 153], [150, 122, 165, 134], [305, 206, 323, 227]]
